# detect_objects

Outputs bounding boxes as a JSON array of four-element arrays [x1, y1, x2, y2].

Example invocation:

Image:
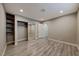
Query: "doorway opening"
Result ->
[[17, 21, 28, 42]]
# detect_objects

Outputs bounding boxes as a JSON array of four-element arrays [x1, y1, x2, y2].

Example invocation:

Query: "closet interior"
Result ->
[[6, 13, 15, 45], [6, 13, 28, 45]]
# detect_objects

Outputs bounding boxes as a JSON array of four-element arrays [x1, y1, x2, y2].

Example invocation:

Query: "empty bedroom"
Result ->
[[0, 3, 79, 56]]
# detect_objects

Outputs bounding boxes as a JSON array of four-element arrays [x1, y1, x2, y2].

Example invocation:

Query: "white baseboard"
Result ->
[[17, 38, 27, 42], [49, 38, 79, 48], [38, 37, 48, 39], [50, 38, 79, 51], [2, 45, 6, 56]]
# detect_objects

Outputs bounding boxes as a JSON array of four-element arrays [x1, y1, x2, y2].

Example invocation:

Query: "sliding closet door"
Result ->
[[17, 21, 28, 41]]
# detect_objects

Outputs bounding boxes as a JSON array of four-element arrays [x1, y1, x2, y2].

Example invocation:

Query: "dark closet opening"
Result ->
[[6, 13, 15, 45]]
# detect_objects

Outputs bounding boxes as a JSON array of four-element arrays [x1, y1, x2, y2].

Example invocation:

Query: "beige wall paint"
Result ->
[[45, 14, 77, 44], [0, 4, 6, 55], [77, 10, 79, 46]]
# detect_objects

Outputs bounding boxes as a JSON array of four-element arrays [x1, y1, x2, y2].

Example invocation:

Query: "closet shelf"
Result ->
[[6, 13, 15, 45]]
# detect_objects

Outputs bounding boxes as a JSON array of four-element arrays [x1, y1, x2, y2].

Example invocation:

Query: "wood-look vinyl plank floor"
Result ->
[[4, 39, 79, 56]]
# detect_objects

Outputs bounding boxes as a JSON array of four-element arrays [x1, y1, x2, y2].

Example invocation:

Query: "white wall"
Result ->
[[45, 14, 77, 44], [0, 4, 6, 55]]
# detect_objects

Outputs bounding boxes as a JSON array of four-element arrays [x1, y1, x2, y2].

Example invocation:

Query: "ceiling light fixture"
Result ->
[[20, 9, 23, 12], [41, 19, 44, 21], [60, 10, 63, 13], [41, 9, 46, 12]]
